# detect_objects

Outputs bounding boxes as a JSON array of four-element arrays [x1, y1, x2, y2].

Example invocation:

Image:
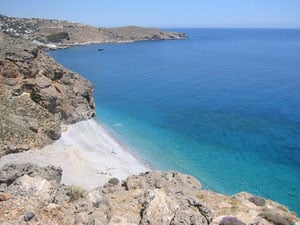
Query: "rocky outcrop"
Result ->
[[123, 171, 214, 225], [0, 31, 95, 155], [0, 163, 62, 185], [0, 15, 186, 48], [0, 164, 299, 225]]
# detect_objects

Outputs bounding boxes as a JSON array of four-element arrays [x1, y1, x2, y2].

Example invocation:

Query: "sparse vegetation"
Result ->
[[30, 90, 42, 103], [230, 196, 240, 205], [230, 205, 239, 212], [196, 192, 205, 199], [277, 204, 289, 212], [65, 185, 87, 201], [46, 32, 69, 43]]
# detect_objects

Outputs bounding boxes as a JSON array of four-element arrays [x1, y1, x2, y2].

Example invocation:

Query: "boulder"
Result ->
[[123, 170, 201, 194], [220, 217, 246, 225], [249, 196, 266, 206], [140, 190, 179, 225]]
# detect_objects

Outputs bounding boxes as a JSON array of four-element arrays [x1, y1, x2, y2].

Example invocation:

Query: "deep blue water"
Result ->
[[49, 29, 300, 215]]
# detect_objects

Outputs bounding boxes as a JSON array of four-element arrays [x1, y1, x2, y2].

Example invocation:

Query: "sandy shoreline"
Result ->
[[0, 118, 150, 190]]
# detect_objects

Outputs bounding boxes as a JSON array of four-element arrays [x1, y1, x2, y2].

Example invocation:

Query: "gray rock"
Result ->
[[140, 190, 179, 225], [35, 76, 52, 88], [188, 198, 214, 223], [0, 183, 7, 192], [135, 171, 214, 225], [220, 217, 246, 225], [170, 206, 208, 225], [88, 189, 109, 208], [107, 177, 120, 186], [249, 196, 266, 206], [24, 212, 35, 221], [0, 163, 62, 185], [260, 211, 293, 225], [123, 171, 201, 194]]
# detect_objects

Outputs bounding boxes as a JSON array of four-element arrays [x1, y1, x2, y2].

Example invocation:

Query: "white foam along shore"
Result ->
[[0, 118, 150, 190]]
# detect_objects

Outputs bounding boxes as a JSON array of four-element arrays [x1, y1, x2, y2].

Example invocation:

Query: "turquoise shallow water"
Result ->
[[49, 29, 300, 215]]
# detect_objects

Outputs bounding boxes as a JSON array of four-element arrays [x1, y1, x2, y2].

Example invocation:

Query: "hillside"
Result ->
[[0, 14, 186, 48]]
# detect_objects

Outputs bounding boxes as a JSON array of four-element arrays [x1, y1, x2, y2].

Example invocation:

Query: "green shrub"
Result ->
[[30, 90, 42, 103], [65, 185, 87, 202], [46, 32, 69, 43]]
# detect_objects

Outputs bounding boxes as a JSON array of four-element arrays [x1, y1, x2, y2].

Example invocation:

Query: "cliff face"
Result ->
[[0, 164, 299, 225], [0, 15, 186, 48], [0, 31, 95, 155]]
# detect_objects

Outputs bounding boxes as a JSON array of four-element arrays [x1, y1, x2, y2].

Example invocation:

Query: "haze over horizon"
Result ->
[[0, 0, 299, 29]]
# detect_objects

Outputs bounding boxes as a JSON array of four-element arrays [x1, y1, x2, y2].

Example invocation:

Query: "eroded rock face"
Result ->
[[0, 165, 213, 225], [123, 171, 213, 225], [0, 164, 299, 225], [0, 31, 95, 155]]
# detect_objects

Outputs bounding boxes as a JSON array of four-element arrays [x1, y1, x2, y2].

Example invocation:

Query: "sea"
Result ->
[[48, 29, 300, 215]]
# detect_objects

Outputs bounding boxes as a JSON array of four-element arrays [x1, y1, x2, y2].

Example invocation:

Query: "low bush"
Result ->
[[46, 32, 69, 43], [30, 90, 42, 103], [65, 185, 87, 202]]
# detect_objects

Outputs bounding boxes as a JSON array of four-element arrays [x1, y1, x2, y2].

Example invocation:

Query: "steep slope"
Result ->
[[0, 31, 95, 155]]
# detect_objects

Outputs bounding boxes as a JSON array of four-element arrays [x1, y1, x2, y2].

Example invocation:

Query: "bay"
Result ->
[[49, 28, 300, 214]]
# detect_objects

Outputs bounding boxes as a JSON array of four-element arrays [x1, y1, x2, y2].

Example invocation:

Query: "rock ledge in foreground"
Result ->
[[0, 163, 299, 225]]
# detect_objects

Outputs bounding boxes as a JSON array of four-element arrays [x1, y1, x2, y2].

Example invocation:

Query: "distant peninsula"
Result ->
[[0, 14, 186, 49]]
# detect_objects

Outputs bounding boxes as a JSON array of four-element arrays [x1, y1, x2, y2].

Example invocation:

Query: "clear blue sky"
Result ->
[[0, 0, 299, 28]]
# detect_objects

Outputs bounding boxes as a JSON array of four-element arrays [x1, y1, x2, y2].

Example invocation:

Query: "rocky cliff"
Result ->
[[0, 15, 186, 48], [0, 164, 299, 225], [0, 31, 95, 156]]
